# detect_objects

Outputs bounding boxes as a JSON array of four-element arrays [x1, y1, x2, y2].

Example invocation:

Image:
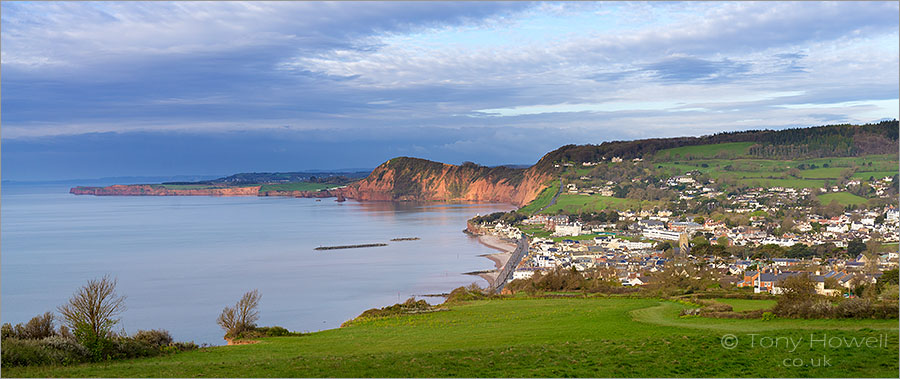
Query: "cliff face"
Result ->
[[70, 185, 261, 196], [337, 157, 553, 207], [69, 158, 555, 207]]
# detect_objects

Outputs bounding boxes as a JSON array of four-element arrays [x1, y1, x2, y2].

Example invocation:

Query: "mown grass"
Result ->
[[258, 183, 341, 192], [518, 180, 560, 215], [541, 194, 658, 214], [653, 154, 897, 186], [655, 142, 754, 159], [714, 298, 777, 312], [852, 171, 898, 180], [515, 224, 553, 238], [817, 192, 869, 206], [7, 298, 897, 378], [737, 178, 826, 189]]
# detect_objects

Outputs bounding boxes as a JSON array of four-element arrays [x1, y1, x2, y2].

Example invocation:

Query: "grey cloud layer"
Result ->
[[1, 1, 897, 179]]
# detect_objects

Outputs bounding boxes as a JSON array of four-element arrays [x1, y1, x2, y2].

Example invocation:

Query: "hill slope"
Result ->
[[69, 120, 898, 207], [7, 297, 897, 377]]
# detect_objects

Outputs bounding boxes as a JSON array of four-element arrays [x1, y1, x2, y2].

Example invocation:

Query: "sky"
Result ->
[[2, 1, 898, 181]]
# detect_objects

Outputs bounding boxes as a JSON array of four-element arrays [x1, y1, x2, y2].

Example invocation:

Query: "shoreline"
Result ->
[[473, 235, 517, 287]]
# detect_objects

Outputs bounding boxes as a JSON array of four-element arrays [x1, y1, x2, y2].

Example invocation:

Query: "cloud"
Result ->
[[1, 2, 897, 179]]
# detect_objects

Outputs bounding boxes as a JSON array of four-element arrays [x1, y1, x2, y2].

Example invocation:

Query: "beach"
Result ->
[[474, 235, 518, 286]]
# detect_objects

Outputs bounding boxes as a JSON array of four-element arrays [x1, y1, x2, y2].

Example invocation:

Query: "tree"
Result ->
[[847, 238, 866, 257], [773, 273, 817, 317], [217, 289, 261, 338], [57, 275, 126, 339], [780, 217, 795, 233], [716, 236, 729, 247]]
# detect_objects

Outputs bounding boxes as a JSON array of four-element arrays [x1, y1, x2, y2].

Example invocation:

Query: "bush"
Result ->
[[1, 336, 90, 367], [834, 298, 874, 318], [73, 324, 116, 362], [761, 312, 775, 321], [446, 283, 493, 303], [109, 337, 157, 360], [18, 312, 57, 340], [2, 312, 62, 341], [2, 323, 15, 340], [132, 329, 173, 347]]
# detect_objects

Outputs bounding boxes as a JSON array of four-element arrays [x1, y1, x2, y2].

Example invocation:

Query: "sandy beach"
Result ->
[[474, 235, 518, 286]]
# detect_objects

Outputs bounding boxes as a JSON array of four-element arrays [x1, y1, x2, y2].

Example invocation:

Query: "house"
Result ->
[[756, 272, 825, 294], [643, 228, 682, 241], [554, 222, 583, 237], [512, 267, 544, 280], [669, 221, 702, 233], [771, 258, 800, 267]]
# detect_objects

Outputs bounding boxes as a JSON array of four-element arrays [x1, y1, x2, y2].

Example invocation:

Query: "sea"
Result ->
[[0, 183, 514, 345]]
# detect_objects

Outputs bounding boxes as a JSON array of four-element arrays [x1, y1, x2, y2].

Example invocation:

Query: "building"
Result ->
[[643, 228, 682, 241]]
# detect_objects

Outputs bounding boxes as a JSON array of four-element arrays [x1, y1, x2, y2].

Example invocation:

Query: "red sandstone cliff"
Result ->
[[334, 158, 552, 207], [69, 158, 555, 207]]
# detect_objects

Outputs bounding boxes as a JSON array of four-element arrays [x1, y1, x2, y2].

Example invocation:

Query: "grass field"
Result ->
[[258, 183, 341, 192], [817, 192, 869, 206], [655, 142, 754, 159], [540, 194, 658, 214], [518, 181, 560, 215], [852, 171, 897, 180], [737, 178, 826, 189], [158, 184, 221, 190], [653, 153, 897, 189], [516, 224, 553, 238], [8, 297, 897, 377], [714, 298, 777, 312]]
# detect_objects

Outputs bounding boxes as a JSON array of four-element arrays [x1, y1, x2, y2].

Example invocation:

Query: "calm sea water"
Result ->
[[1, 184, 513, 345]]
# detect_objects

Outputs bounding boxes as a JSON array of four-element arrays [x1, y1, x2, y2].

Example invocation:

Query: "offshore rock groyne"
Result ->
[[314, 243, 388, 251]]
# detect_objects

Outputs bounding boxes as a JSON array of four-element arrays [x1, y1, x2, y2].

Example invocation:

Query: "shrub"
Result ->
[[73, 324, 116, 362], [132, 329, 173, 347], [165, 341, 199, 353], [18, 312, 57, 340], [446, 283, 491, 303], [2, 323, 15, 340], [109, 337, 157, 360], [0, 336, 90, 367], [254, 326, 294, 337], [834, 298, 873, 318], [761, 312, 775, 321]]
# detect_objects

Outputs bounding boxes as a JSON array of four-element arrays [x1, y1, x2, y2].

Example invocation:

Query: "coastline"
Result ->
[[474, 235, 517, 287]]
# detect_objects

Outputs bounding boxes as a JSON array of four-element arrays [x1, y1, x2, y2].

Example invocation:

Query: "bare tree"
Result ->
[[217, 289, 261, 337], [57, 275, 126, 338]]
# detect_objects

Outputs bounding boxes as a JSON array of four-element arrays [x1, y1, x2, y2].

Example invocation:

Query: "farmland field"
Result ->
[[540, 194, 658, 214], [817, 192, 869, 206], [655, 142, 755, 159], [7, 297, 897, 378]]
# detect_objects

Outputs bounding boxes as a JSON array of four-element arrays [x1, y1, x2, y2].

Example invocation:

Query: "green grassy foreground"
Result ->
[[6, 297, 898, 377]]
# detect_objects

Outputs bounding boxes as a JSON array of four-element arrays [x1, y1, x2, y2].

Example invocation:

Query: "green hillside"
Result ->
[[655, 142, 754, 159], [7, 297, 897, 378], [817, 192, 869, 206]]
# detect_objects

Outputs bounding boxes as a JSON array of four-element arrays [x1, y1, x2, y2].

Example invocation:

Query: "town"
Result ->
[[474, 166, 899, 297]]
